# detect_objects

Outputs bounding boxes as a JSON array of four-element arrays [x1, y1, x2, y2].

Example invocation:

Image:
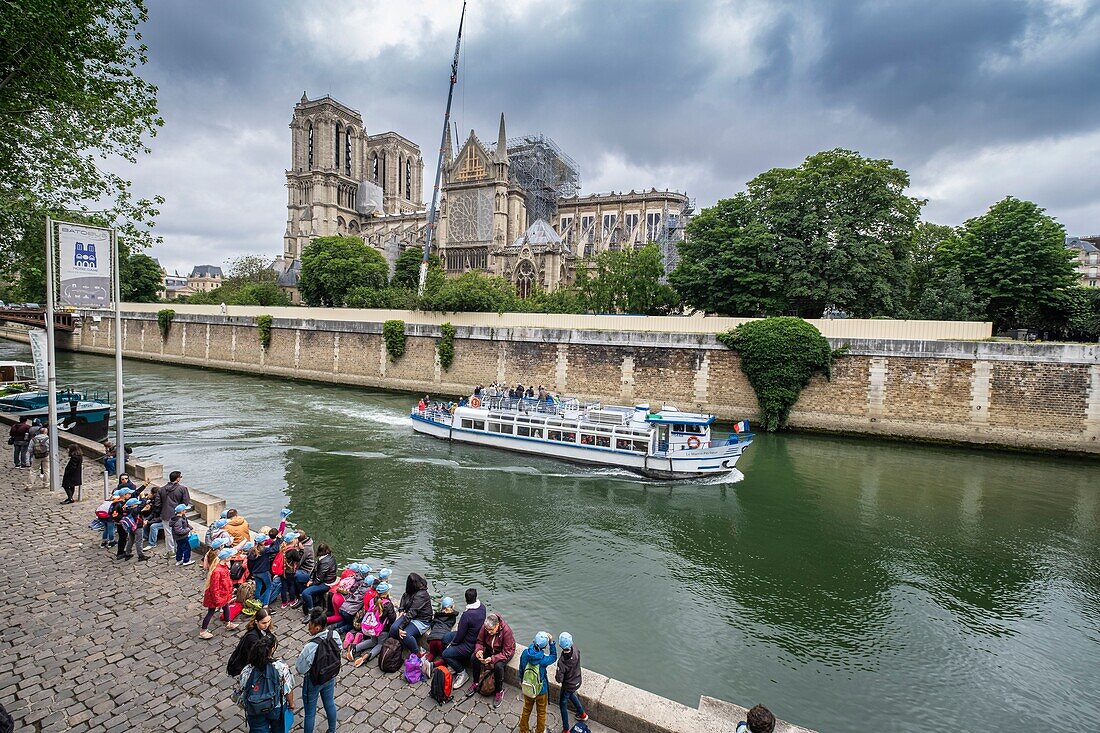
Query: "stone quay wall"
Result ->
[[7, 308, 1100, 455]]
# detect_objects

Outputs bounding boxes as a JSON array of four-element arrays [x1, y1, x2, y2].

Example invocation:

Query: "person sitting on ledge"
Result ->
[[440, 587, 485, 689], [465, 611, 516, 709], [737, 704, 776, 733], [225, 508, 251, 545]]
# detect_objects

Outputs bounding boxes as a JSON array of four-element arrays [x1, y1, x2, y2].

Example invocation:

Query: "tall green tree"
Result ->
[[906, 222, 959, 311], [298, 236, 388, 307], [670, 194, 783, 315], [1, 0, 164, 257], [908, 266, 985, 321], [577, 243, 678, 314], [119, 251, 161, 302], [943, 197, 1076, 329], [391, 246, 442, 289], [226, 254, 278, 283], [673, 149, 922, 317]]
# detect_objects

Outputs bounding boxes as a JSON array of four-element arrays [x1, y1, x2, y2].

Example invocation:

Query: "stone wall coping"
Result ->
[[109, 311, 1097, 363], [499, 651, 815, 733]]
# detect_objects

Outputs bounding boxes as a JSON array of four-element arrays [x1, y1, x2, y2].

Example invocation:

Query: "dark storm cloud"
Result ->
[[129, 0, 1100, 272]]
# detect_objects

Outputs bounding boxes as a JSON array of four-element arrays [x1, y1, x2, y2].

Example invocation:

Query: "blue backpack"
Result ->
[[243, 664, 282, 717]]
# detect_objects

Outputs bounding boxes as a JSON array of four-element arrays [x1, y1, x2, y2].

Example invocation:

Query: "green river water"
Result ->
[[5, 340, 1098, 733]]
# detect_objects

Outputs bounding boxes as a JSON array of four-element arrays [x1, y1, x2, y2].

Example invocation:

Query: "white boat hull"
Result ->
[[410, 412, 748, 480]]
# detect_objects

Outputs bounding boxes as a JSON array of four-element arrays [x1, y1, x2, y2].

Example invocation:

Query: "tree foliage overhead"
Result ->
[[576, 243, 678, 314], [184, 254, 290, 306], [673, 149, 923, 318], [298, 236, 388, 307], [120, 251, 161, 302], [0, 0, 164, 250], [941, 196, 1076, 330], [717, 317, 833, 432]]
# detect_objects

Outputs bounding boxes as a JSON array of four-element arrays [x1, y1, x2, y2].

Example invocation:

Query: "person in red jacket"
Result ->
[[465, 612, 516, 709], [200, 548, 240, 640]]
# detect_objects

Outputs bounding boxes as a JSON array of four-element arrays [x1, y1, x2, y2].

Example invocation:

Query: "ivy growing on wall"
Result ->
[[717, 317, 833, 432], [383, 319, 406, 360], [257, 314, 273, 350], [156, 309, 175, 340], [438, 322, 456, 371]]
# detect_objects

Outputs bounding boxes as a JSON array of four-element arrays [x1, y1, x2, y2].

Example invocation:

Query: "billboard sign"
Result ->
[[58, 222, 112, 308]]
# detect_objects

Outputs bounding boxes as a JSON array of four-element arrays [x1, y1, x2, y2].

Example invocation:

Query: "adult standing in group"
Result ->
[[441, 588, 486, 688], [296, 608, 341, 733], [228, 608, 277, 678], [142, 484, 164, 551], [465, 612, 516, 709], [159, 471, 190, 557], [60, 445, 82, 504], [8, 416, 30, 469], [234, 636, 294, 733]]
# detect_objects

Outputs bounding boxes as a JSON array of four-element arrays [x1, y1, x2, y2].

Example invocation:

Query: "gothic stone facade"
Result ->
[[283, 93, 691, 294]]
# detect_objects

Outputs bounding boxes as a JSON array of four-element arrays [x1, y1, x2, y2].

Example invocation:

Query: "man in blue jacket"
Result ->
[[518, 631, 557, 733], [441, 588, 485, 688]]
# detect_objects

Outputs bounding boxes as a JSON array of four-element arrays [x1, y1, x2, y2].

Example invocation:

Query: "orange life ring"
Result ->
[[470, 396, 482, 408], [686, 436, 701, 449]]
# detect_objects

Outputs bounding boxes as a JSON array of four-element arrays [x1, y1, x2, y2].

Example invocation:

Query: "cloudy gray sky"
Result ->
[[125, 0, 1100, 274]]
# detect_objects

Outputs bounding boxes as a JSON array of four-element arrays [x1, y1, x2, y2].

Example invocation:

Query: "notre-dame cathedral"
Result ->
[[280, 93, 692, 301]]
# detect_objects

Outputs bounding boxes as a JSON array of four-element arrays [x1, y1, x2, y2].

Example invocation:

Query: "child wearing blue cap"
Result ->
[[555, 632, 589, 731], [119, 497, 150, 562], [169, 504, 194, 566], [425, 596, 458, 664], [518, 631, 557, 733]]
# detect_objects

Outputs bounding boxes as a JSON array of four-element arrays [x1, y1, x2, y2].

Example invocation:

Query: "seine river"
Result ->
[[6, 340, 1098, 733]]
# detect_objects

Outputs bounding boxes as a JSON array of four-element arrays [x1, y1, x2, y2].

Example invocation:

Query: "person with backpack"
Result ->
[[440, 588, 485, 689], [228, 608, 276, 678], [141, 484, 164, 551], [350, 581, 396, 666], [234, 636, 294, 733], [555, 632, 590, 732], [295, 608, 342, 733], [200, 548, 241, 639], [279, 536, 303, 609], [518, 632, 557, 733], [169, 503, 194, 566], [736, 704, 776, 733], [109, 486, 134, 559], [9, 416, 30, 469], [119, 497, 150, 561], [26, 422, 50, 489], [464, 612, 516, 709]]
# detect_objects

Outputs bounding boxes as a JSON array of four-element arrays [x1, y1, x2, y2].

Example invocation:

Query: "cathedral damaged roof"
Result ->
[[504, 219, 569, 254]]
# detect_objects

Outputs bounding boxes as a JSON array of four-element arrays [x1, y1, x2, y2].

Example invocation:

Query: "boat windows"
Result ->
[[530, 428, 543, 439], [672, 424, 705, 434], [461, 419, 473, 429], [471, 420, 485, 431], [634, 440, 648, 452], [594, 435, 611, 448], [548, 430, 562, 441], [489, 422, 514, 434]]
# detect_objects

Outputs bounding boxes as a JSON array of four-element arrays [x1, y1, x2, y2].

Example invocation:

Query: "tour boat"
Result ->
[[0, 365, 112, 442], [410, 396, 753, 480]]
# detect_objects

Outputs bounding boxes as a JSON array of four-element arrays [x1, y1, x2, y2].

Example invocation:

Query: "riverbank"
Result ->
[[0, 429, 813, 733], [13, 304, 1100, 455]]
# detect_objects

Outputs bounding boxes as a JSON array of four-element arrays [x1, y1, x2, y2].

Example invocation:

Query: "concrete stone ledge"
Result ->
[[500, 652, 815, 733]]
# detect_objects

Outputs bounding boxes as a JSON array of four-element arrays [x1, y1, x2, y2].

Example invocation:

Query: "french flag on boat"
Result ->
[[733, 420, 750, 434]]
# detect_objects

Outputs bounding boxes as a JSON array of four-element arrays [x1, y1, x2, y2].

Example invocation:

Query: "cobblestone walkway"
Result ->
[[0, 463, 619, 733]]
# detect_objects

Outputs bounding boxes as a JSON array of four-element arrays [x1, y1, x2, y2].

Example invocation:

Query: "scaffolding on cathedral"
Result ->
[[503, 134, 580, 225]]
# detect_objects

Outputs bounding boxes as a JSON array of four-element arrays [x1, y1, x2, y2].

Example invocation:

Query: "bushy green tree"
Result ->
[[298, 236, 388, 307], [346, 286, 417, 309], [120, 251, 162, 302], [909, 267, 986, 321], [943, 197, 1076, 329], [520, 285, 587, 314], [905, 223, 960, 312], [1, 0, 164, 262], [577, 243, 678, 314], [674, 149, 922, 317], [391, 246, 442, 289], [422, 271, 519, 313], [671, 195, 782, 315]]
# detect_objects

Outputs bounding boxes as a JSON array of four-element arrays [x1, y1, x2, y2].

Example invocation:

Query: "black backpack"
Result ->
[[378, 636, 403, 673], [429, 664, 453, 704], [309, 633, 342, 685]]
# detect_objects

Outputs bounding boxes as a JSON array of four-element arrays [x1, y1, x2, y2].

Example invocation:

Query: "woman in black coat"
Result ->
[[61, 445, 82, 504], [391, 572, 432, 655]]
